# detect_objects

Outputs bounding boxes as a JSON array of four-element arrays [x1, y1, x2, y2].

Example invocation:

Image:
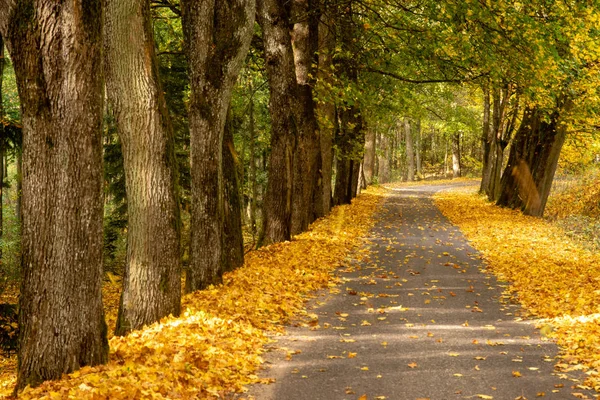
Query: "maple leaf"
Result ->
[[407, 362, 418, 368]]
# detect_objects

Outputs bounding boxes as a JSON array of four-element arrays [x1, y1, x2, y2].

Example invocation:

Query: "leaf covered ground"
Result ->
[[434, 187, 600, 393], [0, 187, 386, 399]]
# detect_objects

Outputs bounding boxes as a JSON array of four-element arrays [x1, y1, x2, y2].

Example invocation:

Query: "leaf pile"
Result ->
[[546, 170, 600, 219], [435, 188, 600, 392], [6, 186, 386, 399]]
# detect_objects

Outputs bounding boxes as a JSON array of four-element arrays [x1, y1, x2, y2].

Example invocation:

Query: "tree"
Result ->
[[1, 1, 108, 390], [182, 0, 255, 291], [257, 0, 298, 244], [105, 0, 182, 335]]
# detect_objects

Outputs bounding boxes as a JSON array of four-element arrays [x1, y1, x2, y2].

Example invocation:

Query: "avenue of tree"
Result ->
[[0, 0, 599, 393]]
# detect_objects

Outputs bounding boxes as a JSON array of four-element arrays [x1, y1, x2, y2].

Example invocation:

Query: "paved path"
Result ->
[[242, 184, 594, 400]]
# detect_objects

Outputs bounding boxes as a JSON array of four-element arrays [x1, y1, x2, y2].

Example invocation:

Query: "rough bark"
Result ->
[[182, 0, 254, 290], [2, 1, 108, 390], [0, 34, 4, 262], [222, 110, 244, 273], [497, 102, 572, 217], [452, 132, 461, 178], [257, 0, 298, 245], [316, 11, 336, 216], [105, 0, 182, 336], [332, 2, 364, 205], [404, 119, 414, 181], [290, 0, 320, 234], [415, 119, 422, 179], [363, 127, 376, 185], [479, 87, 492, 193]]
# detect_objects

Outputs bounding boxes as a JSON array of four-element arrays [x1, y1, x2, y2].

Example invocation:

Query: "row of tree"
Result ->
[[1, 0, 599, 394]]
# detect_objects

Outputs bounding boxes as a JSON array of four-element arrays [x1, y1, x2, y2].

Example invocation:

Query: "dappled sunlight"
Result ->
[[435, 188, 600, 391], [5, 187, 389, 399]]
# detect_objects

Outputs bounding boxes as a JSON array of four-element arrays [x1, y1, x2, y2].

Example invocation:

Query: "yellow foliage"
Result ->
[[435, 188, 600, 392], [2, 186, 386, 399], [546, 170, 600, 219]]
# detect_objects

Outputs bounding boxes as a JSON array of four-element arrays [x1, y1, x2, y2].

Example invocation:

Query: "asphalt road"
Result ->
[[240, 183, 595, 400]]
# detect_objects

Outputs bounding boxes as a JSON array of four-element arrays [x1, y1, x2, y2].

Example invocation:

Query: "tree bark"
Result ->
[[105, 0, 182, 336], [415, 119, 422, 179], [363, 126, 376, 185], [222, 109, 244, 273], [182, 0, 254, 290], [290, 0, 320, 234], [0, 34, 4, 263], [497, 102, 572, 216], [257, 0, 298, 245], [479, 87, 492, 193], [2, 1, 108, 390], [377, 132, 390, 183], [316, 11, 336, 216], [452, 132, 461, 178], [404, 119, 415, 181]]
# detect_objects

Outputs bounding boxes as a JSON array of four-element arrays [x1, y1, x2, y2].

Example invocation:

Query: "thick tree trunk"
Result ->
[[415, 119, 422, 179], [2, 1, 108, 390], [363, 127, 376, 185], [182, 0, 254, 290], [222, 110, 244, 273], [404, 119, 415, 181], [452, 132, 461, 178], [0, 34, 4, 263], [479, 87, 492, 193], [105, 0, 182, 336], [497, 103, 572, 216], [316, 12, 336, 216], [290, 0, 320, 234], [257, 0, 298, 245]]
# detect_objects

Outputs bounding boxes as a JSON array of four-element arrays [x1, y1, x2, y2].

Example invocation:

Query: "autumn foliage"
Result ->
[[0, 187, 385, 399], [435, 187, 600, 392]]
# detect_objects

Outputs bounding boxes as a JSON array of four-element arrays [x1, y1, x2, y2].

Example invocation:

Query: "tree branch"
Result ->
[[365, 66, 485, 84]]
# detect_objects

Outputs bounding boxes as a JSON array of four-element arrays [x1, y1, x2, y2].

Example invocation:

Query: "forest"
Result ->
[[1, 0, 600, 398]]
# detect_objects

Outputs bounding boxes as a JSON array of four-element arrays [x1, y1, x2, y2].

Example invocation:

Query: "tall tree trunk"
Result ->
[[404, 119, 414, 181], [452, 132, 461, 178], [415, 119, 422, 179], [105, 0, 182, 336], [290, 0, 320, 234], [249, 92, 258, 239], [182, 0, 255, 290], [332, 2, 364, 205], [497, 102, 572, 217], [377, 132, 390, 183], [316, 11, 336, 216], [479, 87, 492, 193], [257, 0, 298, 245], [363, 126, 376, 185], [0, 34, 4, 263], [2, 1, 108, 390], [222, 109, 244, 273]]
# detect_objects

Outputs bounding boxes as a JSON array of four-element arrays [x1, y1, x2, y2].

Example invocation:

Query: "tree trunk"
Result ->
[[105, 0, 182, 336], [363, 127, 376, 185], [316, 11, 336, 216], [377, 132, 390, 184], [479, 87, 493, 193], [404, 119, 414, 181], [249, 93, 258, 239], [2, 1, 108, 390], [0, 34, 4, 263], [290, 0, 320, 234], [497, 102, 572, 216], [222, 109, 244, 273], [415, 119, 422, 179], [182, 0, 255, 290], [257, 0, 297, 245], [452, 132, 461, 178]]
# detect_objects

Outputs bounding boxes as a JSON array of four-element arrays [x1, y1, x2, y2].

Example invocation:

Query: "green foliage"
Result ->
[[0, 163, 21, 297]]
